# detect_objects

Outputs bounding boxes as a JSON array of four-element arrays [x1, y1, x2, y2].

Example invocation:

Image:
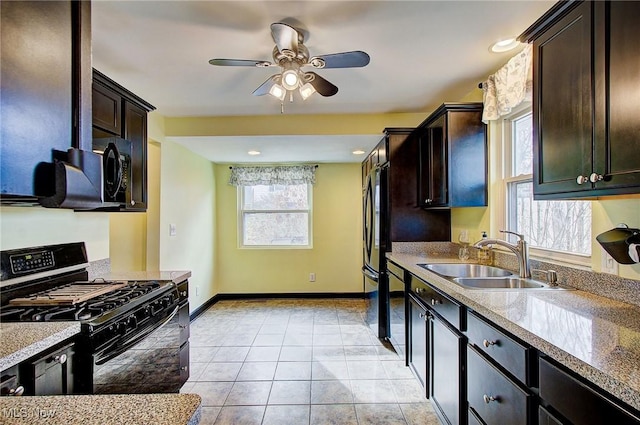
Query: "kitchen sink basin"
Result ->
[[453, 277, 548, 289], [419, 263, 514, 278]]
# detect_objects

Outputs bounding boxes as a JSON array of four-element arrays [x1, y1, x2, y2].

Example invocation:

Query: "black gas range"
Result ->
[[0, 242, 189, 395]]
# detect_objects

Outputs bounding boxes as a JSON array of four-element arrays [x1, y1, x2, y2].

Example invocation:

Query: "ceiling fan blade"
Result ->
[[209, 58, 272, 67], [270, 22, 299, 54], [309, 51, 370, 69], [252, 75, 280, 96], [306, 72, 338, 97]]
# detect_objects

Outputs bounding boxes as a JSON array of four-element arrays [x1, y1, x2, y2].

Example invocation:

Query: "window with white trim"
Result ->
[[504, 111, 592, 258], [238, 183, 312, 248]]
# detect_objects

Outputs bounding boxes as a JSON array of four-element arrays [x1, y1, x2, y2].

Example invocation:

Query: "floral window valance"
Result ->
[[481, 43, 533, 123], [228, 165, 317, 186]]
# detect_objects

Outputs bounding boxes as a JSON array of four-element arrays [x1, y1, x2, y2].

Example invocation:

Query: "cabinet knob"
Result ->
[[482, 339, 497, 348], [8, 386, 24, 396], [425, 199, 432, 204], [54, 354, 67, 364], [130, 199, 136, 206], [415, 288, 423, 294], [180, 366, 188, 372], [483, 394, 498, 404], [576, 175, 589, 185], [589, 173, 604, 183], [419, 312, 426, 319], [180, 290, 188, 297], [430, 298, 442, 306]]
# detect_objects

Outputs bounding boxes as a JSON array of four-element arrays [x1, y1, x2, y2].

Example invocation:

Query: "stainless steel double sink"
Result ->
[[418, 263, 570, 290]]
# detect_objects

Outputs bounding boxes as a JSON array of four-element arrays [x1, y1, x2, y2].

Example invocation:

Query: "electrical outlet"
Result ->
[[195, 286, 200, 296], [601, 247, 619, 275], [309, 273, 316, 282], [169, 223, 177, 236]]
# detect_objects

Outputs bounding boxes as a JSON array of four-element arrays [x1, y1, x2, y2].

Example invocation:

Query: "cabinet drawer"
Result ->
[[467, 346, 533, 425], [539, 357, 640, 425], [467, 311, 531, 385], [387, 261, 405, 281], [410, 275, 463, 330]]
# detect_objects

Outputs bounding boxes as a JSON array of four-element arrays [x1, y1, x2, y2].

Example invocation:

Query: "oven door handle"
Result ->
[[94, 304, 180, 365]]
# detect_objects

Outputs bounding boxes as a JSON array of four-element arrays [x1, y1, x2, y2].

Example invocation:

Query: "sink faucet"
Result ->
[[473, 230, 530, 278]]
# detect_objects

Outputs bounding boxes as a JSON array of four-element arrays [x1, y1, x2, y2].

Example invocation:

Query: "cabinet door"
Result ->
[[532, 1, 594, 197], [0, 1, 73, 198], [124, 101, 148, 210], [408, 296, 429, 394], [419, 116, 447, 207], [92, 82, 122, 135], [25, 342, 75, 396], [430, 314, 465, 425], [593, 1, 640, 191]]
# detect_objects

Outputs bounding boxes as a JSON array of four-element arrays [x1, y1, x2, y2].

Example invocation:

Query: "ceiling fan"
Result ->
[[209, 22, 370, 103]]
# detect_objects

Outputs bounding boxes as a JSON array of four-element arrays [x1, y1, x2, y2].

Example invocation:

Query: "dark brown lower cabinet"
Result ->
[[20, 341, 75, 396], [408, 295, 428, 393], [467, 346, 533, 425], [430, 315, 465, 425], [538, 406, 564, 425], [539, 357, 640, 425]]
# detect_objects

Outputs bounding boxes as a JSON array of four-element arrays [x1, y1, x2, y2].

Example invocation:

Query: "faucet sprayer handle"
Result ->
[[500, 230, 525, 241]]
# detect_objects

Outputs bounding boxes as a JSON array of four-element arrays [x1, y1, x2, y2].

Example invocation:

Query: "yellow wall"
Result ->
[[0, 207, 110, 261], [158, 140, 217, 311], [215, 163, 363, 294]]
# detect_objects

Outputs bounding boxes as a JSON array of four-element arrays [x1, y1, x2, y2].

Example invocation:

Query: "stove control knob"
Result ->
[[116, 321, 128, 335], [128, 315, 138, 329]]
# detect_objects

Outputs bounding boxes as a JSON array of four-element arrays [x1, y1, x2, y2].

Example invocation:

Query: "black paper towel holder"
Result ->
[[596, 223, 640, 265]]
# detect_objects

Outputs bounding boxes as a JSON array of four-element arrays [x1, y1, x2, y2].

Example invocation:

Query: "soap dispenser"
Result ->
[[477, 231, 493, 265]]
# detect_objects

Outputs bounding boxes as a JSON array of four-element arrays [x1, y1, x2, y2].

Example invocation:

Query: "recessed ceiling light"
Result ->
[[352, 150, 366, 155], [248, 150, 261, 155], [489, 37, 520, 53]]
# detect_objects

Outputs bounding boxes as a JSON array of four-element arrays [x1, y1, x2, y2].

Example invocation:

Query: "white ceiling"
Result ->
[[91, 1, 554, 163]]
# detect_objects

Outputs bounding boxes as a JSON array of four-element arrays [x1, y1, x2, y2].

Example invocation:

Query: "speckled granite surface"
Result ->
[[99, 270, 191, 283], [0, 322, 80, 370], [0, 393, 201, 424], [388, 251, 640, 412]]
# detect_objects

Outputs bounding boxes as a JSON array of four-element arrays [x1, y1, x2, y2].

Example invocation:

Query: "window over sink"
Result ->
[[238, 184, 313, 248], [504, 110, 591, 260]]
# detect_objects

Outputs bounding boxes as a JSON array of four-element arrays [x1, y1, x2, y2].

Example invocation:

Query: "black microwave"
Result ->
[[92, 137, 132, 204]]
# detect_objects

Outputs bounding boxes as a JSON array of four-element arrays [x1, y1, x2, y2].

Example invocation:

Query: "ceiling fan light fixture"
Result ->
[[282, 69, 300, 90], [269, 83, 286, 101], [299, 82, 316, 100]]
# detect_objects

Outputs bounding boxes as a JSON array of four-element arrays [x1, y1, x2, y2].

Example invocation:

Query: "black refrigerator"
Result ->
[[362, 161, 389, 338]]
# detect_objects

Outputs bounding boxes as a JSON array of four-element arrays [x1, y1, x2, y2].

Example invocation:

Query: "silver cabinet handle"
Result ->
[[483, 394, 498, 404], [431, 298, 441, 306], [576, 175, 588, 185], [54, 354, 67, 364], [130, 199, 136, 206], [180, 366, 188, 372], [482, 339, 497, 348], [425, 199, 432, 204], [415, 287, 424, 294], [589, 173, 604, 183]]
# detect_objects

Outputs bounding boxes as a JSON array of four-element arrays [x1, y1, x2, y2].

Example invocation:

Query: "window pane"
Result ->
[[512, 181, 591, 255], [513, 114, 533, 176], [243, 212, 309, 246], [243, 184, 308, 210]]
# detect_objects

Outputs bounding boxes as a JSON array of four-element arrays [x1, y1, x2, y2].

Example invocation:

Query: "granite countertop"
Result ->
[[99, 270, 192, 284], [0, 393, 201, 425], [0, 322, 81, 371], [388, 251, 640, 412]]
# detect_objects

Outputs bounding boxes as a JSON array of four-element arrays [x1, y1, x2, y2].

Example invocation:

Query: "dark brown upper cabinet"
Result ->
[[417, 103, 487, 208], [522, 1, 640, 200], [92, 69, 155, 211]]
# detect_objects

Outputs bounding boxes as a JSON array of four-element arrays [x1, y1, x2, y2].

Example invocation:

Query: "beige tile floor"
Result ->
[[180, 298, 441, 425]]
